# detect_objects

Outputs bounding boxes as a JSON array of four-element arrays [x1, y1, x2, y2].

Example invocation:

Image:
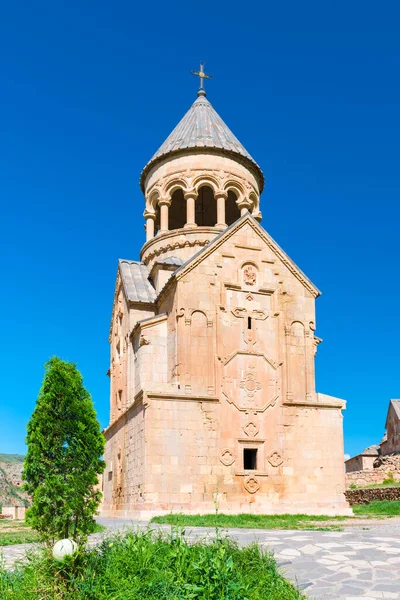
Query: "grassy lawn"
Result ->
[[151, 512, 348, 530], [0, 520, 40, 546], [0, 520, 105, 546], [0, 529, 305, 600], [353, 500, 400, 516]]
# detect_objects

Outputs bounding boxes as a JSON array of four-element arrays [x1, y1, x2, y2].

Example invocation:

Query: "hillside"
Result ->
[[0, 455, 29, 508], [0, 453, 25, 463]]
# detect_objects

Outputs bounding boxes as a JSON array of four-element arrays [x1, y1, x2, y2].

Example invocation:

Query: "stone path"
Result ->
[[2, 519, 400, 600]]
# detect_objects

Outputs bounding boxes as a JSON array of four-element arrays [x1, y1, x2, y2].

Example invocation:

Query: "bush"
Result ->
[[0, 529, 305, 599]]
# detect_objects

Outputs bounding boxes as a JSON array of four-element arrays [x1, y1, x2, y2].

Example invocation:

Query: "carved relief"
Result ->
[[143, 238, 210, 263], [268, 451, 284, 468], [220, 448, 235, 466], [222, 352, 280, 412], [239, 372, 262, 399], [244, 265, 257, 286], [244, 475, 260, 493], [244, 421, 259, 437]]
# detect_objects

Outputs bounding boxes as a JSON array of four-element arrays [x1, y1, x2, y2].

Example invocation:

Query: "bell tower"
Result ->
[[139, 74, 264, 275]]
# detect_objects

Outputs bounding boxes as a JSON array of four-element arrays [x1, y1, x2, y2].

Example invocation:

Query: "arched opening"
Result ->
[[154, 205, 160, 234], [169, 189, 186, 230], [226, 190, 241, 225], [195, 186, 217, 227]]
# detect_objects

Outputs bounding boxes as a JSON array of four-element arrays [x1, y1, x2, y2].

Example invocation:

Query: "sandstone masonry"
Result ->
[[101, 86, 351, 518]]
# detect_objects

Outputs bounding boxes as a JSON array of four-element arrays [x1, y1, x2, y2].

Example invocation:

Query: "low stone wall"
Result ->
[[345, 453, 400, 489], [345, 486, 400, 505]]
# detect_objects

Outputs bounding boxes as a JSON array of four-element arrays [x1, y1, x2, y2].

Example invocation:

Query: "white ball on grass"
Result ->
[[52, 538, 78, 560]]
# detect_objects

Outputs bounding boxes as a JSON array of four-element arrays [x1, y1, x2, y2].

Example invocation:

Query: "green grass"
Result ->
[[0, 521, 105, 547], [151, 512, 347, 530], [0, 529, 305, 600], [350, 481, 400, 490], [352, 500, 400, 516]]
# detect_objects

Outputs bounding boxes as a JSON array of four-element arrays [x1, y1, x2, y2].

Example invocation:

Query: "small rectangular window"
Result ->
[[247, 316, 252, 330], [243, 448, 257, 470]]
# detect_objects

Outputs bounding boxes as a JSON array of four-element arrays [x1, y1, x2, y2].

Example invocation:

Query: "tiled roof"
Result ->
[[362, 445, 380, 456], [140, 92, 264, 190], [119, 260, 156, 304]]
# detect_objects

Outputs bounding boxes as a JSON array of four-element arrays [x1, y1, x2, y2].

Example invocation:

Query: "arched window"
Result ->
[[195, 185, 217, 227], [169, 189, 186, 230], [226, 190, 241, 225]]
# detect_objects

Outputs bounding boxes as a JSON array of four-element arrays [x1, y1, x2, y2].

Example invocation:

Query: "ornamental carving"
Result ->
[[268, 451, 284, 468], [143, 239, 209, 264], [220, 448, 235, 466], [244, 265, 257, 286], [239, 373, 262, 399], [244, 475, 260, 494], [244, 421, 259, 437], [221, 351, 280, 413]]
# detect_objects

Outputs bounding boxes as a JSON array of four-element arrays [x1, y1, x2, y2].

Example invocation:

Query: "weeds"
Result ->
[[0, 528, 305, 599]]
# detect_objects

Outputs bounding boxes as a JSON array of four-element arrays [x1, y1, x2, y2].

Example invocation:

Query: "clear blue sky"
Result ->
[[1, 1, 399, 458]]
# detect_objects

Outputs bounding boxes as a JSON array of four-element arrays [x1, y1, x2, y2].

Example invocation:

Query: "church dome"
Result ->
[[140, 91, 264, 193]]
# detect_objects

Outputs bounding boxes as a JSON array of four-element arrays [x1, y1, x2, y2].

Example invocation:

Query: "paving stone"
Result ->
[[280, 548, 301, 557], [368, 592, 399, 599], [3, 520, 400, 599], [299, 543, 323, 555]]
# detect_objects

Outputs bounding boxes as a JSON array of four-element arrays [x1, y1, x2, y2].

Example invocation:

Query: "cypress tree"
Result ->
[[23, 357, 105, 542]]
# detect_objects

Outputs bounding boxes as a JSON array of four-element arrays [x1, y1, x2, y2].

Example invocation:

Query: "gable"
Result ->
[[386, 400, 400, 429], [173, 214, 320, 297]]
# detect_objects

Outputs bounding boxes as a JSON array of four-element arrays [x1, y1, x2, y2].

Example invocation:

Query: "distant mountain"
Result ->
[[0, 454, 25, 463]]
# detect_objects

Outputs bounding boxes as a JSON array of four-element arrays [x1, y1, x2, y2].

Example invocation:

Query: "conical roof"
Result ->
[[140, 91, 264, 191]]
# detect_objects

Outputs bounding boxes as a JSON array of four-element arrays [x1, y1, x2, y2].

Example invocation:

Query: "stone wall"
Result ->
[[345, 486, 400, 505], [345, 454, 400, 489]]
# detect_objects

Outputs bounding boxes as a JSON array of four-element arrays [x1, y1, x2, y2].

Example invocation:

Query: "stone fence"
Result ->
[[345, 453, 400, 489], [345, 486, 400, 505]]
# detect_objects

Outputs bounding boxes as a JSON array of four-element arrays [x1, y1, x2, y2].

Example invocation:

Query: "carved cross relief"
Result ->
[[231, 307, 268, 347]]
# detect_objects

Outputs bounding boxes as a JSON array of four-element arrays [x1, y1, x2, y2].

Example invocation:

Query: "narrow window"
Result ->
[[243, 448, 257, 470], [247, 316, 252, 330]]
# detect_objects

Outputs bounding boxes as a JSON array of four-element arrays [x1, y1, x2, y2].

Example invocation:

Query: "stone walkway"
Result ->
[[2, 519, 400, 600]]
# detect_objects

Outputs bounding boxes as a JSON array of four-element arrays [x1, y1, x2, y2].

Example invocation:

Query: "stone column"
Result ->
[[215, 191, 228, 229], [238, 199, 252, 216], [184, 190, 198, 228], [144, 210, 156, 242], [158, 198, 171, 234]]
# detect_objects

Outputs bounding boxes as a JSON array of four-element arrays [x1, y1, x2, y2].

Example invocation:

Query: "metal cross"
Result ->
[[190, 62, 212, 91]]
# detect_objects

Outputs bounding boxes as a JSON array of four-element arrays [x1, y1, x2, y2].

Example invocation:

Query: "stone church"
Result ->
[[101, 81, 351, 517]]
